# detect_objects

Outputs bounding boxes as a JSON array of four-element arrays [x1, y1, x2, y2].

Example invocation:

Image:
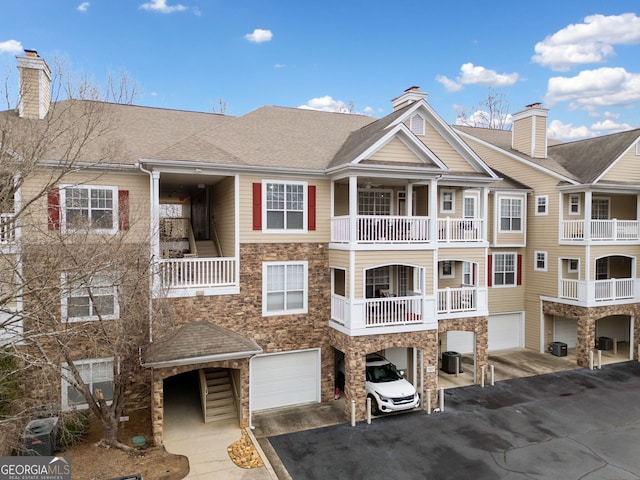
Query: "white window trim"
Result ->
[[534, 251, 547, 272], [262, 261, 308, 316], [569, 194, 581, 216], [440, 189, 455, 213], [59, 184, 119, 234], [568, 259, 579, 273], [498, 197, 523, 233], [61, 273, 119, 322], [535, 195, 548, 216], [262, 180, 308, 233], [61, 357, 115, 410], [462, 261, 473, 286], [492, 252, 517, 288], [410, 114, 425, 136], [439, 261, 455, 279]]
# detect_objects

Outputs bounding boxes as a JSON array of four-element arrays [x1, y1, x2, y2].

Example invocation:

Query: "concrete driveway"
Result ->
[[264, 361, 640, 479]]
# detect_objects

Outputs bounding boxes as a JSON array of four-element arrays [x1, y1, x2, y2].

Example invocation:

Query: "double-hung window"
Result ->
[[265, 181, 305, 231], [61, 358, 114, 410], [534, 251, 547, 271], [263, 261, 308, 315], [61, 185, 118, 233], [62, 274, 118, 321], [535, 195, 548, 215], [493, 253, 516, 286], [499, 198, 522, 231]]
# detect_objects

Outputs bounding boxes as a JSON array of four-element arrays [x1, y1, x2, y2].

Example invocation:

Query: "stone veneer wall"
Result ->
[[328, 328, 439, 421], [542, 301, 640, 367], [438, 316, 489, 381], [150, 243, 334, 444]]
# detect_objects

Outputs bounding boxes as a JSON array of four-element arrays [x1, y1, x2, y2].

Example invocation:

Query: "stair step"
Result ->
[[207, 383, 231, 393], [207, 376, 230, 386], [207, 391, 233, 402], [206, 398, 234, 409], [205, 411, 237, 423], [205, 370, 229, 380]]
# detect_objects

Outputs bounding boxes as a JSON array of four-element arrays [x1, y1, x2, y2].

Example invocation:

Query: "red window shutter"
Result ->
[[308, 185, 316, 231], [252, 183, 262, 230], [47, 187, 60, 230], [118, 190, 129, 230], [517, 254, 523, 286], [487, 255, 493, 287]]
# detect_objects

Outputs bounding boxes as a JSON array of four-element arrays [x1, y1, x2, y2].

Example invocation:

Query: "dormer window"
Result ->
[[410, 114, 425, 136]]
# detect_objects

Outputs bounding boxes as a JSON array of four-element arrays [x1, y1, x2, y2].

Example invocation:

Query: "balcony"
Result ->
[[156, 216, 238, 297], [437, 287, 476, 313], [559, 278, 640, 306], [561, 219, 640, 243], [331, 215, 431, 244], [330, 294, 437, 335], [437, 218, 483, 243]]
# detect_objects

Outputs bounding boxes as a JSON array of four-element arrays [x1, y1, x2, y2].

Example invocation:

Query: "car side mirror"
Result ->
[[399, 370, 405, 377]]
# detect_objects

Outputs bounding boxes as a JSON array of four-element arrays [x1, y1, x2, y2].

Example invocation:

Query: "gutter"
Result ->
[[136, 161, 156, 343], [140, 349, 263, 369]]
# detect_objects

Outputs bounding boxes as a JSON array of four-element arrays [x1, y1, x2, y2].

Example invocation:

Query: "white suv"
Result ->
[[365, 354, 419, 415]]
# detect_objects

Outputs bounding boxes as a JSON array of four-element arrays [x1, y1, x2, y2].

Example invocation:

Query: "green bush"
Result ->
[[58, 410, 91, 447]]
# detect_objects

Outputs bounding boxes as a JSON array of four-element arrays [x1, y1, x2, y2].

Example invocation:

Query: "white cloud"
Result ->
[[77, 2, 90, 12], [532, 13, 640, 70], [298, 95, 350, 113], [139, 0, 187, 13], [547, 119, 594, 140], [0, 40, 23, 55], [436, 63, 519, 91], [545, 67, 640, 109], [590, 119, 633, 132], [245, 29, 273, 44], [274, 63, 286, 68]]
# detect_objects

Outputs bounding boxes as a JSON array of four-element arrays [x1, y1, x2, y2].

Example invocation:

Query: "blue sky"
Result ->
[[1, 0, 639, 140]]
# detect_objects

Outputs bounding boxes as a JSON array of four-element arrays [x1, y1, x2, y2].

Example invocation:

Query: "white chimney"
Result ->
[[391, 86, 428, 111], [16, 50, 52, 120]]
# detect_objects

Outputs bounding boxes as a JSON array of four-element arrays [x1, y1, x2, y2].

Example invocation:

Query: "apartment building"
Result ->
[[2, 51, 639, 447]]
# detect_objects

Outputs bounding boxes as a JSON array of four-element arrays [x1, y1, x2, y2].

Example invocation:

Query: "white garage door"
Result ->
[[445, 331, 474, 354], [554, 317, 577, 348], [251, 349, 320, 411], [489, 313, 523, 351]]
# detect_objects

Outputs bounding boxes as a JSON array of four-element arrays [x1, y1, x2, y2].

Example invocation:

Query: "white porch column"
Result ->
[[349, 176, 358, 245], [406, 182, 414, 216], [429, 178, 439, 242], [584, 191, 592, 241]]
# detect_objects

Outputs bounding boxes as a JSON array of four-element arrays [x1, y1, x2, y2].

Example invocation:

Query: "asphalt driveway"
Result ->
[[268, 361, 640, 479]]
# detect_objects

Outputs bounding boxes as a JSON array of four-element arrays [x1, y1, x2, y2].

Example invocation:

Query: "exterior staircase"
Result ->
[[199, 369, 236, 423], [195, 240, 219, 257]]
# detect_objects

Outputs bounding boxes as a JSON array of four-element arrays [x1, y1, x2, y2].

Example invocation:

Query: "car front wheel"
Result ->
[[367, 394, 382, 416]]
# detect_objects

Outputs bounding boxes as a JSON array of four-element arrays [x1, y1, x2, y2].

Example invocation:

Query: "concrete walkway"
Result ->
[[163, 372, 274, 480]]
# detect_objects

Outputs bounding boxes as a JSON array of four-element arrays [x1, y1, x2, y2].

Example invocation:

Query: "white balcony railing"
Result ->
[[331, 215, 430, 243], [159, 257, 236, 289], [559, 278, 638, 303], [365, 296, 423, 327], [437, 218, 483, 242], [0, 213, 16, 244], [437, 287, 476, 313], [561, 219, 640, 241]]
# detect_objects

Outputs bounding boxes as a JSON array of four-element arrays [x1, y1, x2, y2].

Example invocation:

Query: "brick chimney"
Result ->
[[391, 86, 428, 111], [511, 103, 548, 159], [16, 49, 52, 119]]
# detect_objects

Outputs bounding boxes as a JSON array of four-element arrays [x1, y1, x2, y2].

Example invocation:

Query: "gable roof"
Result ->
[[548, 128, 640, 184], [141, 321, 262, 368]]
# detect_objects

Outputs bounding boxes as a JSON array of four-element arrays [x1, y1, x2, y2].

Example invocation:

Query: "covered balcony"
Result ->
[[558, 255, 640, 306], [436, 260, 488, 319], [330, 264, 437, 335], [560, 191, 640, 244], [151, 173, 238, 298]]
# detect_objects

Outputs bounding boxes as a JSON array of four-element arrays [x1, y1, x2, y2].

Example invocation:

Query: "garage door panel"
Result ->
[[489, 313, 523, 351], [554, 317, 577, 348], [446, 331, 474, 354], [252, 350, 320, 411]]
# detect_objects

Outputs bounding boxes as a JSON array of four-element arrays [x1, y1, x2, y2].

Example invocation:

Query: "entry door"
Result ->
[[463, 191, 479, 218]]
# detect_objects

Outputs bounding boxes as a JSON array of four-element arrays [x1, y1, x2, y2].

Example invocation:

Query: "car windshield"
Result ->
[[367, 363, 402, 383]]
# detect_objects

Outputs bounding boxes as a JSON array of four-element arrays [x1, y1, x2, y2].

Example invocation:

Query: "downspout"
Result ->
[[137, 162, 156, 343]]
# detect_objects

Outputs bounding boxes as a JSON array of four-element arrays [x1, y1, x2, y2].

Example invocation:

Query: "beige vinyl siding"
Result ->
[[438, 247, 486, 286], [601, 148, 640, 183], [533, 117, 547, 158], [334, 183, 349, 216], [488, 284, 525, 312], [611, 194, 636, 219], [239, 175, 331, 244], [20, 170, 150, 243], [369, 137, 424, 164], [211, 176, 236, 256], [493, 192, 526, 246], [21, 68, 42, 119], [0, 254, 19, 309], [524, 298, 541, 349], [512, 117, 533, 156], [418, 123, 477, 173]]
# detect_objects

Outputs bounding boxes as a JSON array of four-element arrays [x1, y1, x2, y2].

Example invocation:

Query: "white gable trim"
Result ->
[[350, 123, 449, 170], [593, 134, 640, 183], [455, 130, 578, 186], [388, 100, 500, 179]]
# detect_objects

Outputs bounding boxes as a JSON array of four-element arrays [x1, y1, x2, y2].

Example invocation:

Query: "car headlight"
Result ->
[[376, 392, 389, 402]]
